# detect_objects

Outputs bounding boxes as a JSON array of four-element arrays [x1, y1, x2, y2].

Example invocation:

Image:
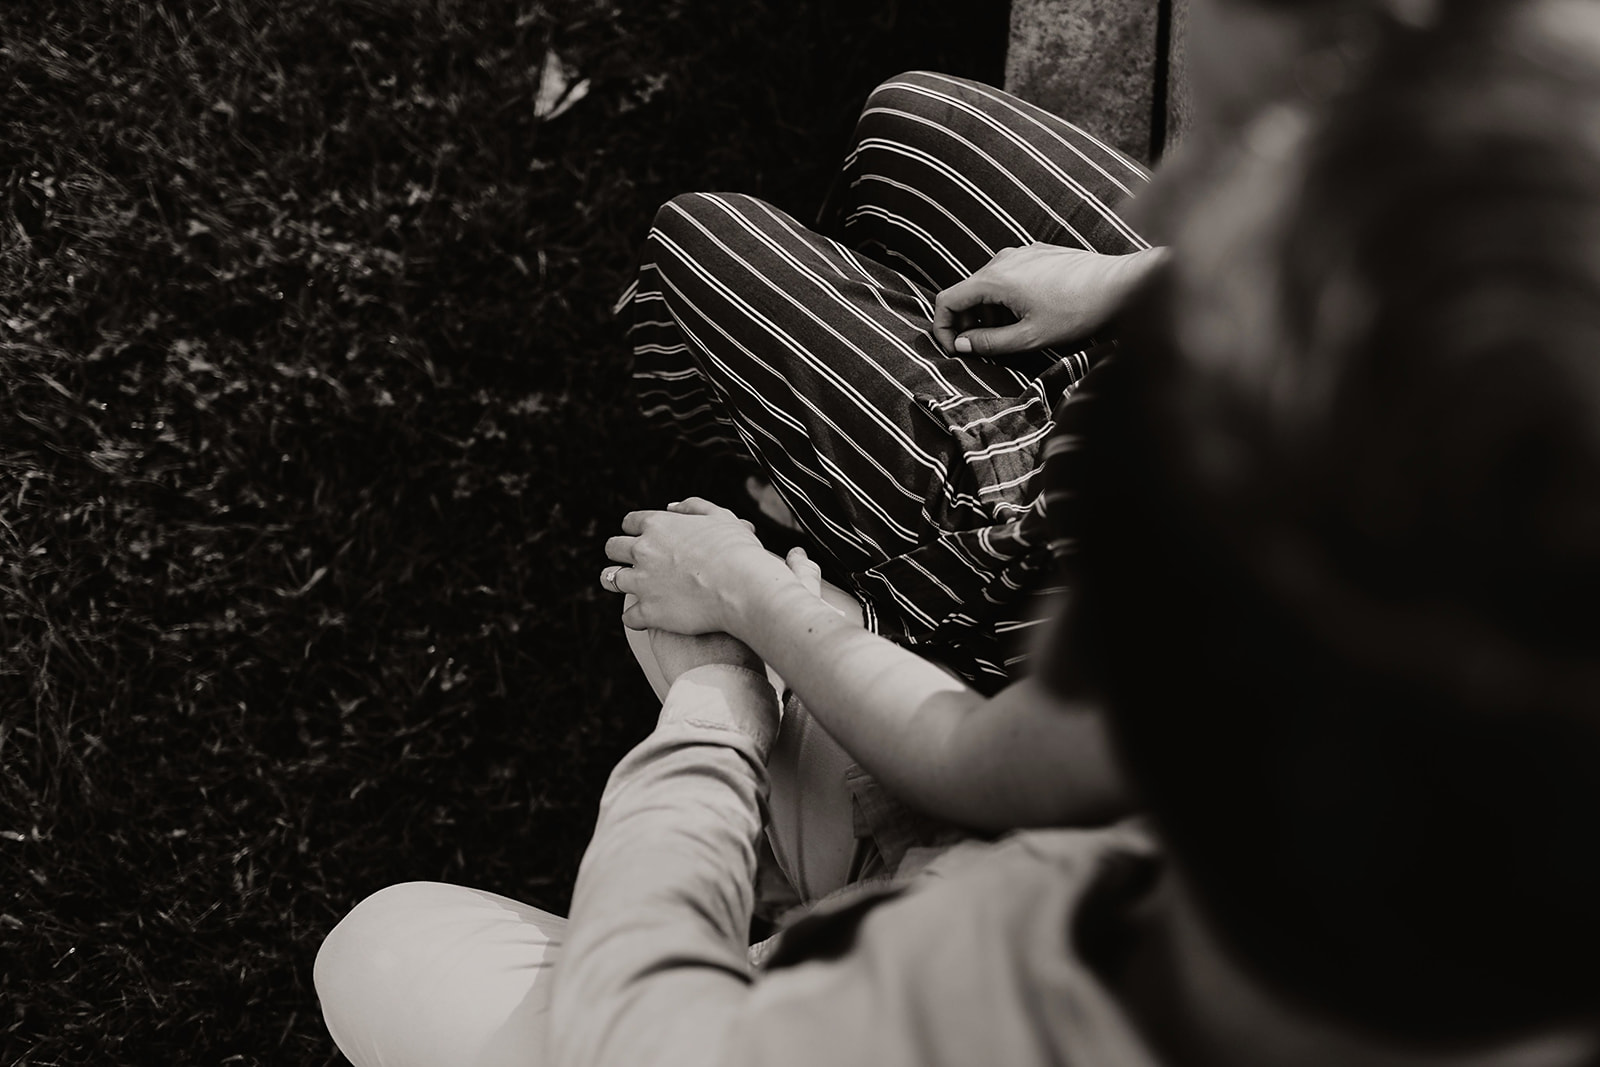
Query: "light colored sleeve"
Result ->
[[547, 663, 780, 1067]]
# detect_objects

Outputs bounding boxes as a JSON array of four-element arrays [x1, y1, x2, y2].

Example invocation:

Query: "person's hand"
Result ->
[[646, 627, 764, 689], [931, 243, 1168, 357], [638, 545, 822, 690], [602, 497, 797, 635], [782, 544, 823, 600]]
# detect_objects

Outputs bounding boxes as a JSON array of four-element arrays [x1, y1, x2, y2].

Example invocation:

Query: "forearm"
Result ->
[[549, 665, 776, 1066], [1097, 245, 1171, 323], [938, 676, 1130, 829], [607, 502, 1129, 832], [727, 572, 970, 795], [726, 574, 1126, 830]]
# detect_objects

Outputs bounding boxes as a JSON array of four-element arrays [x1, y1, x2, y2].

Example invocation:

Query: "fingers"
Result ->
[[623, 499, 750, 539], [933, 276, 995, 354], [953, 322, 1035, 356], [621, 600, 648, 631], [599, 564, 639, 596], [936, 280, 1028, 357], [666, 497, 757, 537], [936, 274, 995, 316], [610, 497, 757, 605], [666, 496, 733, 518], [604, 535, 637, 564], [785, 546, 823, 599]]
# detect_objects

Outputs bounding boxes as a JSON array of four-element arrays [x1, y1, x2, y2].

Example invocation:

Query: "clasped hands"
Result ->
[[600, 244, 1166, 680], [600, 498, 818, 687], [931, 242, 1167, 357]]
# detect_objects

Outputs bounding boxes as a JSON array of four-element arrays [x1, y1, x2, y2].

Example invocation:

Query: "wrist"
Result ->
[[659, 663, 780, 758], [1117, 245, 1171, 288], [720, 551, 802, 638], [649, 628, 764, 687]]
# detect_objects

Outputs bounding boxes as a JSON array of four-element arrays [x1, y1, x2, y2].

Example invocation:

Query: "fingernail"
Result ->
[[667, 501, 680, 509], [954, 336, 972, 353]]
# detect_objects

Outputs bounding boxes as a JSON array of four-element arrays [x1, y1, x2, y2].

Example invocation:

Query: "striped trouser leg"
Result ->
[[625, 72, 1149, 586], [818, 70, 1150, 288]]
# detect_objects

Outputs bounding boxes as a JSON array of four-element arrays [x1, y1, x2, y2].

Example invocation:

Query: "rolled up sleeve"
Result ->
[[547, 664, 780, 1067]]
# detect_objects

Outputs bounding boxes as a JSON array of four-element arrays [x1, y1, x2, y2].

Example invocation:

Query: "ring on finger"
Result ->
[[600, 565, 624, 593]]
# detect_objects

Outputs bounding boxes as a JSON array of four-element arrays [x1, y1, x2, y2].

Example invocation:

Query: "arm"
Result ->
[[604, 514, 1128, 832], [727, 564, 1127, 831], [548, 638, 777, 1067], [932, 243, 1170, 357]]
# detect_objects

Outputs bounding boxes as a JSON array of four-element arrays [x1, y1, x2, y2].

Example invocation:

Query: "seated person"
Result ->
[[619, 0, 1421, 699], [313, 3, 1600, 1063], [623, 63, 1153, 698], [605, 0, 1434, 898]]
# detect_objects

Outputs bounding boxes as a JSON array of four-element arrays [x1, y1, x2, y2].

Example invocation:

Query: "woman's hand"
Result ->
[[931, 243, 1168, 357], [602, 497, 797, 636]]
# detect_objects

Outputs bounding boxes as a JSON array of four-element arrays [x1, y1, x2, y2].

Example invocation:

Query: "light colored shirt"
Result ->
[[547, 662, 1164, 1067]]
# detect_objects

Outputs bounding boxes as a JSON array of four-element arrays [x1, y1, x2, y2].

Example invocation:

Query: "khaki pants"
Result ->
[[315, 583, 864, 1067]]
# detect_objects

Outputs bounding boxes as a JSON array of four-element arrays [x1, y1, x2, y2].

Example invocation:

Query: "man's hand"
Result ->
[[782, 544, 824, 601], [932, 243, 1168, 357], [647, 628, 764, 690]]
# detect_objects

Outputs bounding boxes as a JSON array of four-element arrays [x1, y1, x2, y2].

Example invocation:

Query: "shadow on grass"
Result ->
[[0, 0, 1008, 1061]]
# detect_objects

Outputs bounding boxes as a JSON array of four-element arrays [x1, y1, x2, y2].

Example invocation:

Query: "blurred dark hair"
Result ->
[[1073, 0, 1600, 1043]]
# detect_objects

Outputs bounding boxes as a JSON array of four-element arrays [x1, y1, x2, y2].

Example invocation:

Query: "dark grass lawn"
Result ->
[[1, 1, 1007, 1062]]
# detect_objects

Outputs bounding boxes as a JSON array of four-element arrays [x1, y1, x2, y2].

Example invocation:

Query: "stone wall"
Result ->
[[1005, 0, 1190, 164]]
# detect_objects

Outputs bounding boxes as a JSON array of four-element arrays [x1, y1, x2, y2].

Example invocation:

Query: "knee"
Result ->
[[316, 881, 565, 1067], [314, 882, 433, 1013], [858, 71, 951, 138], [644, 192, 755, 285], [652, 190, 719, 234], [649, 191, 741, 249], [316, 881, 512, 1066]]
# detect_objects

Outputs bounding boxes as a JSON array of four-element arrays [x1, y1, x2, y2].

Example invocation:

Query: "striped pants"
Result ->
[[621, 71, 1150, 690]]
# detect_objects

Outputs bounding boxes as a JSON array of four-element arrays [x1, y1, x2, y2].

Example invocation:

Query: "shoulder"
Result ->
[[720, 822, 1160, 1067]]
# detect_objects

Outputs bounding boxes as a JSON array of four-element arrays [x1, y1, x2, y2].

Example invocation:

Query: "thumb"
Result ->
[[785, 546, 823, 599], [954, 322, 1036, 356], [933, 276, 1002, 354]]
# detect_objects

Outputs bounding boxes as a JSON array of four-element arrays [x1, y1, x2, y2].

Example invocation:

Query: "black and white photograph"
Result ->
[[5, 0, 1599, 1063]]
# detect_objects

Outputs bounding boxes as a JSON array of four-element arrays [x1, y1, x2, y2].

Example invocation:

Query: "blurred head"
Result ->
[[1185, 0, 1464, 128], [1146, 0, 1480, 241], [1074, 0, 1600, 1045], [1186, 0, 1368, 132]]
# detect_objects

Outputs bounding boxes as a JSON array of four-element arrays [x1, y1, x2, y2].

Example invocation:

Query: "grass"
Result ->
[[0, 1, 1007, 1062]]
